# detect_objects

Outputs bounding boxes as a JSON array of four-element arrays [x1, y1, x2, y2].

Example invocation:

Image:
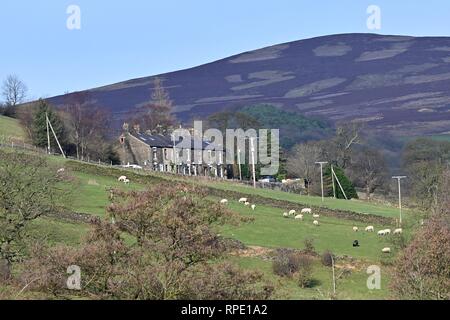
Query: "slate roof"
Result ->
[[132, 132, 223, 151]]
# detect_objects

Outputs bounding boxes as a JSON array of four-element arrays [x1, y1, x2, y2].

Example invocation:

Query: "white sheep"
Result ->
[[353, 226, 359, 232], [251, 204, 256, 211], [384, 229, 391, 235], [283, 212, 289, 218], [312, 214, 320, 219], [57, 168, 65, 174], [288, 209, 296, 216], [244, 202, 250, 206], [294, 214, 304, 220], [313, 220, 320, 226], [377, 230, 386, 236], [365, 226, 374, 232], [220, 199, 228, 205], [393, 228, 403, 235], [238, 198, 248, 203], [118, 176, 127, 182], [301, 208, 312, 214], [123, 179, 130, 184], [382, 247, 391, 254]]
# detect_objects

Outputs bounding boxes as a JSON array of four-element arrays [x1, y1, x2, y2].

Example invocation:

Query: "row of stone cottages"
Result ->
[[119, 125, 230, 178]]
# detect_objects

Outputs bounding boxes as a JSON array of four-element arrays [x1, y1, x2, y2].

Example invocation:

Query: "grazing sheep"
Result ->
[[57, 168, 65, 174], [244, 202, 250, 206], [288, 209, 296, 216], [313, 220, 320, 226], [294, 214, 304, 220], [123, 179, 130, 185], [251, 204, 256, 211], [238, 198, 248, 203], [353, 226, 359, 232], [118, 176, 127, 182], [301, 208, 312, 214], [384, 229, 391, 235], [283, 212, 289, 218], [393, 228, 403, 235], [377, 230, 386, 236], [382, 247, 391, 254], [365, 226, 374, 232], [220, 199, 228, 205], [313, 214, 320, 219], [353, 240, 360, 247]]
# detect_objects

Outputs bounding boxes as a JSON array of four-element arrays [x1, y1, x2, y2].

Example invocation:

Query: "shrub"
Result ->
[[272, 249, 301, 277], [321, 250, 335, 267], [391, 216, 450, 300], [303, 238, 316, 256], [296, 254, 314, 288]]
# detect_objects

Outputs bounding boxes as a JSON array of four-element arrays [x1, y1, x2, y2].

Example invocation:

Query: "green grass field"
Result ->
[[233, 256, 391, 300], [199, 180, 403, 218], [0, 118, 414, 299], [219, 201, 399, 260], [0, 115, 26, 141], [1, 149, 408, 299]]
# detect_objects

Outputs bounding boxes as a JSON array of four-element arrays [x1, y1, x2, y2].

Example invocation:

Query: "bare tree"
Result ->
[[350, 147, 389, 199], [332, 122, 362, 169], [1, 75, 27, 106], [286, 142, 321, 195]]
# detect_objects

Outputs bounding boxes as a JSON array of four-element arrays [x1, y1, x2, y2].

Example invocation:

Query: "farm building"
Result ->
[[119, 124, 228, 177]]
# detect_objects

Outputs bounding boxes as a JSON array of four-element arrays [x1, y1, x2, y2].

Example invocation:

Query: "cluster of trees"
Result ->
[[15, 97, 119, 163], [1, 74, 119, 162], [401, 138, 450, 209], [286, 123, 389, 199]]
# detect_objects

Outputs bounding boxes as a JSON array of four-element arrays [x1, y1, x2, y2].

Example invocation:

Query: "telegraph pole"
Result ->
[[392, 176, 407, 225], [316, 161, 328, 202], [250, 137, 256, 189], [331, 164, 336, 198], [237, 148, 242, 181], [46, 112, 51, 154]]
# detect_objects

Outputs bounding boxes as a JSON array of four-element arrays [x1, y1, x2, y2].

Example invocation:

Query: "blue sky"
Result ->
[[1, 0, 449, 99]]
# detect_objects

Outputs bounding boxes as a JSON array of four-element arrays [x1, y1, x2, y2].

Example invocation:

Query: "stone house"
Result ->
[[119, 125, 227, 177]]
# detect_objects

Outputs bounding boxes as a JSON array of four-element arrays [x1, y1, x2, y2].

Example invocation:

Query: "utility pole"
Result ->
[[250, 137, 257, 189], [392, 176, 407, 226], [316, 161, 328, 202], [46, 112, 51, 155], [237, 148, 242, 181], [332, 166, 348, 200], [331, 254, 336, 295], [46, 113, 66, 158], [331, 164, 336, 198], [172, 134, 176, 173]]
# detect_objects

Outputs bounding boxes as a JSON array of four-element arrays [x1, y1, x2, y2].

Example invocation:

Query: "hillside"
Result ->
[[45, 33, 450, 138], [0, 148, 411, 299], [0, 115, 26, 142]]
